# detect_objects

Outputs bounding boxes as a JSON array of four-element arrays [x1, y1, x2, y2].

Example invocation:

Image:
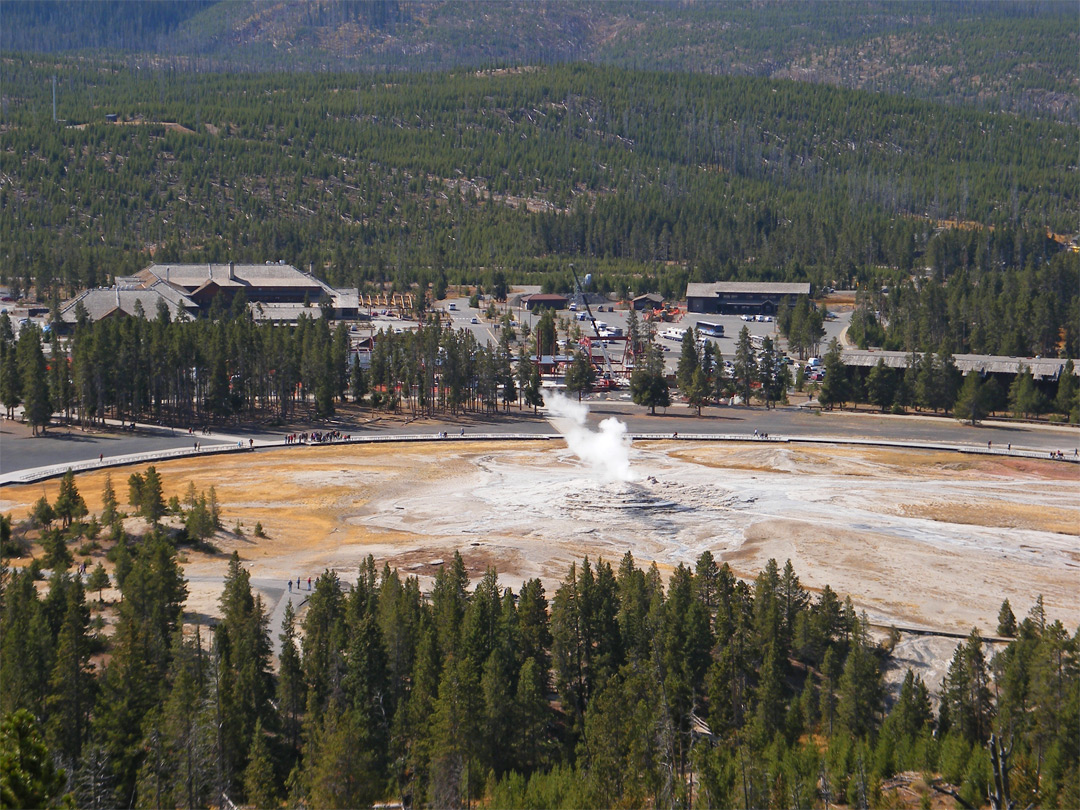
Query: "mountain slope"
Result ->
[[2, 1, 1075, 122]]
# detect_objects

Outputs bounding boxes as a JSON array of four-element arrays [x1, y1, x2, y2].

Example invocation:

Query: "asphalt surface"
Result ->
[[585, 399, 1080, 454], [1, 420, 236, 476]]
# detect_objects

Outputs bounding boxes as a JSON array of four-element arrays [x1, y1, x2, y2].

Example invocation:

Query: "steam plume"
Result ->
[[543, 390, 634, 482]]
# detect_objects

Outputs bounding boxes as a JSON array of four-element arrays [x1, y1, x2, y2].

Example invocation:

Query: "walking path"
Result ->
[[6, 419, 1071, 488]]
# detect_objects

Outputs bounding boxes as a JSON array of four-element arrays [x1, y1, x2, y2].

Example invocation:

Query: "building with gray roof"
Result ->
[[63, 262, 360, 325], [686, 282, 811, 314], [57, 282, 198, 329], [840, 349, 1078, 381]]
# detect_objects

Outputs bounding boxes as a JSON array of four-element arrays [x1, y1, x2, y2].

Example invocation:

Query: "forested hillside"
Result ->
[[2, 482, 1077, 810], [2, 1, 1076, 122], [2, 61, 1076, 337]]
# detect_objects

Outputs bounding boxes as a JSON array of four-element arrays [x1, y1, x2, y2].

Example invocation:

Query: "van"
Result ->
[[448, 303, 457, 311]]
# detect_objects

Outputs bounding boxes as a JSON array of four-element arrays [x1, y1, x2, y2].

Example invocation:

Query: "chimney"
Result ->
[[229, 261, 235, 281], [116, 288, 120, 307], [208, 263, 213, 280], [165, 267, 169, 283]]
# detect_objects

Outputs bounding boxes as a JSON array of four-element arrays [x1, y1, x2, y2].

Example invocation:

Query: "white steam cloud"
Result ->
[[543, 390, 634, 482]]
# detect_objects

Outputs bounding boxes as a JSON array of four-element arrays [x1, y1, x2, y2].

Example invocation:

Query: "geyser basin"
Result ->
[[562, 481, 681, 512]]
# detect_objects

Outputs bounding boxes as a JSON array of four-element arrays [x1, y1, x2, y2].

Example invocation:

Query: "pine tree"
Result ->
[[100, 474, 119, 526], [818, 338, 848, 409], [307, 707, 382, 810], [676, 329, 700, 394], [215, 553, 274, 788], [140, 466, 166, 523], [997, 599, 1017, 638], [0, 323, 22, 419], [516, 578, 551, 677], [512, 656, 553, 773], [351, 356, 369, 403], [207, 485, 222, 528], [756, 336, 779, 408], [524, 362, 544, 413], [953, 371, 988, 425], [685, 367, 710, 415], [732, 326, 756, 405], [45, 579, 95, 766], [31, 495, 56, 529], [17, 325, 52, 435], [1054, 358, 1078, 418], [0, 709, 68, 809], [127, 472, 144, 514], [630, 344, 670, 414], [185, 494, 215, 541], [427, 656, 481, 809], [866, 359, 894, 411], [302, 569, 347, 716], [1008, 365, 1042, 418], [41, 528, 72, 571], [243, 719, 278, 810], [564, 350, 596, 401], [914, 351, 938, 411], [278, 600, 306, 760], [160, 634, 214, 810], [53, 469, 88, 529], [87, 563, 110, 603]]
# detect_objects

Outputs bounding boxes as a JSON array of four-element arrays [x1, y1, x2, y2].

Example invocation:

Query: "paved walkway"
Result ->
[[3, 400, 1078, 486], [4, 424, 1076, 487]]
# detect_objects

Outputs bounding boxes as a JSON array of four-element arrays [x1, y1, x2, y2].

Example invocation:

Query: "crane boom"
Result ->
[[569, 265, 616, 380]]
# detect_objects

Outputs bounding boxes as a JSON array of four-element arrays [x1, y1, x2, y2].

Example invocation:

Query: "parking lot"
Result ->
[[355, 291, 851, 377]]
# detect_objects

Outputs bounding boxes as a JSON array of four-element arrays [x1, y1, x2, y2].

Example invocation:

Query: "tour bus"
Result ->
[[697, 321, 724, 338]]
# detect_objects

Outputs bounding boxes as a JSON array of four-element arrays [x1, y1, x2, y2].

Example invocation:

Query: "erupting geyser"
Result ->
[[543, 390, 635, 482]]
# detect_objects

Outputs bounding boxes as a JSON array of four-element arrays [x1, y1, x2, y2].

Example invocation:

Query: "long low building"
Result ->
[[61, 262, 360, 326], [840, 349, 1078, 381], [686, 282, 811, 314]]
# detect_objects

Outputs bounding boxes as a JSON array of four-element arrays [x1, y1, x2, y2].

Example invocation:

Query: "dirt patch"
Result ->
[[897, 500, 1080, 536]]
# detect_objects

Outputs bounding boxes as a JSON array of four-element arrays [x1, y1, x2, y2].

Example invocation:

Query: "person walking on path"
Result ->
[[288, 580, 292, 593], [307, 577, 312, 590]]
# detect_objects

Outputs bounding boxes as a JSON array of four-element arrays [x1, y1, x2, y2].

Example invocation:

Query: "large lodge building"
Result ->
[[59, 262, 359, 328]]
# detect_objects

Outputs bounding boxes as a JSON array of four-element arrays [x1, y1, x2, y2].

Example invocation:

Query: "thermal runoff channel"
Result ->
[[543, 391, 634, 482]]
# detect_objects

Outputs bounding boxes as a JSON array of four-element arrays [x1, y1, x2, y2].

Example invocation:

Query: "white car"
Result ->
[[470, 317, 479, 324]]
